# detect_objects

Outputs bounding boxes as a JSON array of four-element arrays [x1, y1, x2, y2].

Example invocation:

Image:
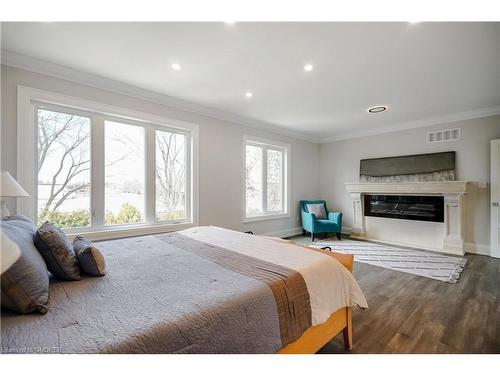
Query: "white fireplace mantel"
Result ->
[[345, 181, 467, 195], [345, 181, 468, 255]]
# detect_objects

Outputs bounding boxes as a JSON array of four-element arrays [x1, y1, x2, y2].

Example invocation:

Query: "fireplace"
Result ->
[[364, 194, 444, 223], [346, 182, 467, 254]]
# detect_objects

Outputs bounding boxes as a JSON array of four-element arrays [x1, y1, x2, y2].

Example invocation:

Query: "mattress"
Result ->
[[0, 226, 367, 354]]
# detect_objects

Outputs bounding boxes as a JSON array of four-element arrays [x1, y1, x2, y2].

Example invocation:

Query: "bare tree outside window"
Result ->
[[36, 107, 192, 230], [245, 145, 263, 215], [155, 130, 186, 221], [37, 109, 91, 228], [104, 121, 145, 225], [266, 149, 283, 212], [245, 141, 286, 218]]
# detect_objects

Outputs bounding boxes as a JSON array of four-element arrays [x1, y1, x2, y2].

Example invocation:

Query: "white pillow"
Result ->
[[306, 203, 327, 219], [1, 230, 21, 274]]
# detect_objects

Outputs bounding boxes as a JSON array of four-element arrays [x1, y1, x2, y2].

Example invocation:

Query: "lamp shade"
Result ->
[[0, 171, 29, 197]]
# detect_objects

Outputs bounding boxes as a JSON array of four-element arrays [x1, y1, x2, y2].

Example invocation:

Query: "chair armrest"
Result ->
[[301, 211, 317, 231], [328, 211, 342, 224]]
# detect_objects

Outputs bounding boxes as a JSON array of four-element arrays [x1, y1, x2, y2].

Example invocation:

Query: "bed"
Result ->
[[0, 226, 367, 354]]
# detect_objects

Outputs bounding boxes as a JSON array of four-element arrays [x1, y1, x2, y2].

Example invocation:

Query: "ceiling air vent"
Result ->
[[426, 128, 460, 143]]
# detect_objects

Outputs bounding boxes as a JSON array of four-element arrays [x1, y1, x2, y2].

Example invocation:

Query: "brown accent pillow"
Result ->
[[72, 236, 106, 277], [34, 222, 81, 281]]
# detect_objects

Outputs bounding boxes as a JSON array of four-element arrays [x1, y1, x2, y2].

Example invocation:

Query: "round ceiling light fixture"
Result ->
[[171, 63, 182, 71], [304, 64, 314, 72], [245, 92, 253, 98], [368, 105, 388, 114]]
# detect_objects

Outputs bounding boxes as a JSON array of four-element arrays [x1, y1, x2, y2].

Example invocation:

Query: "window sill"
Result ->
[[243, 213, 290, 223], [63, 222, 195, 242]]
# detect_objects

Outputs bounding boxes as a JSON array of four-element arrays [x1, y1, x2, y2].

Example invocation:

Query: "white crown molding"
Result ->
[[321, 106, 500, 143], [1, 50, 321, 143]]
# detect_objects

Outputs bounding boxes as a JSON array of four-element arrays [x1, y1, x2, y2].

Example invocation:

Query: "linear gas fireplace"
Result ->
[[364, 194, 444, 223]]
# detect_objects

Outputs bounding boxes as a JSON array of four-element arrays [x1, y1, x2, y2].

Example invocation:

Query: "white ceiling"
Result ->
[[2, 22, 499, 141]]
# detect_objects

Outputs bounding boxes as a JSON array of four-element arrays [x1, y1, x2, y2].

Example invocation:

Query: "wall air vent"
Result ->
[[426, 128, 460, 143]]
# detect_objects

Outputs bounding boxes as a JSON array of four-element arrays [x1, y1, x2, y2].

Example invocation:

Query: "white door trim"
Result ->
[[491, 139, 500, 258]]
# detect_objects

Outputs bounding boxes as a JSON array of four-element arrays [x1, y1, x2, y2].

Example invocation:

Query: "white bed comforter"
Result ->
[[181, 226, 368, 325]]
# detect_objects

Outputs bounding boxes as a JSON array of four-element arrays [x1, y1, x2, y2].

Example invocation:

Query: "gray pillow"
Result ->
[[1, 216, 50, 314], [307, 203, 327, 219], [72, 236, 106, 277], [34, 222, 81, 281]]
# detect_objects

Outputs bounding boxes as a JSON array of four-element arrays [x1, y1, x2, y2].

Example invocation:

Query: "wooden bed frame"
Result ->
[[277, 244, 354, 354]]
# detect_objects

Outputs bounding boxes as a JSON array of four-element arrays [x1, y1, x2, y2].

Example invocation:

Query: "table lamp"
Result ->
[[1, 171, 29, 217]]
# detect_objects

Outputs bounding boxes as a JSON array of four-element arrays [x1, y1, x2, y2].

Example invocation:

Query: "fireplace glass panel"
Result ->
[[364, 195, 444, 223]]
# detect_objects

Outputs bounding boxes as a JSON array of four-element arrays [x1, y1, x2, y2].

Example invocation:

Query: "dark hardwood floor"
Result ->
[[290, 236, 500, 354]]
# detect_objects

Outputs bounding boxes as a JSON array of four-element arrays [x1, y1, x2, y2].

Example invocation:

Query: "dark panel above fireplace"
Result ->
[[364, 195, 444, 223], [359, 151, 456, 183]]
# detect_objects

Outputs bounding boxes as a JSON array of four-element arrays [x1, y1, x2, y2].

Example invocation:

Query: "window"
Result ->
[[37, 108, 91, 228], [155, 129, 187, 221], [244, 136, 289, 221], [20, 86, 198, 238], [104, 121, 145, 226]]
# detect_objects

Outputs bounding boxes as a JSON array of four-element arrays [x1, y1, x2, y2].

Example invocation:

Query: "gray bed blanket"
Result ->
[[1, 233, 310, 353]]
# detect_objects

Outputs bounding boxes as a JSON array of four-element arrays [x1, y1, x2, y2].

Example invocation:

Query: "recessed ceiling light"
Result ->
[[225, 22, 236, 25], [304, 64, 314, 72], [368, 106, 388, 113], [171, 63, 181, 71], [408, 21, 420, 24], [245, 92, 253, 98]]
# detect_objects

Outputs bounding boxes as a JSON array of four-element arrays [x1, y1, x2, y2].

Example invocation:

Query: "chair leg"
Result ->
[[336, 232, 342, 241], [311, 233, 315, 242]]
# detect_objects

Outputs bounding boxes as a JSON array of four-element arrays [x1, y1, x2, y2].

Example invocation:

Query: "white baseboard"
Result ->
[[260, 226, 303, 238], [341, 225, 353, 235], [464, 242, 491, 256], [261, 225, 353, 239]]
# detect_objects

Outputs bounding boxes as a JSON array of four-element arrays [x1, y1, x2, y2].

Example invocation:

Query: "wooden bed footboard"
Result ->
[[278, 306, 352, 354], [276, 243, 355, 354]]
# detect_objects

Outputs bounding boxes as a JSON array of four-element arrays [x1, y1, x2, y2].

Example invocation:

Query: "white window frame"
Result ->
[[243, 135, 290, 223], [17, 86, 199, 241]]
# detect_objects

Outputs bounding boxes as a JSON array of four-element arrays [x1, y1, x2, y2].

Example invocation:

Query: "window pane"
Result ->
[[104, 121, 145, 225], [155, 130, 187, 221], [37, 109, 91, 228], [267, 149, 283, 212], [245, 144, 263, 216]]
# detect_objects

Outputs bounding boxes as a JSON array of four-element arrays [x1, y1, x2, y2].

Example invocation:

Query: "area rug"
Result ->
[[310, 239, 467, 283]]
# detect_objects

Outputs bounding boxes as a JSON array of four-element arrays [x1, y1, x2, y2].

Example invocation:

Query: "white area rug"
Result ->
[[311, 239, 467, 283]]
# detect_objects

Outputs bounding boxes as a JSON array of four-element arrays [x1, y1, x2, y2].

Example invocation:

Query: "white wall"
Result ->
[[319, 115, 500, 251], [0, 65, 320, 236]]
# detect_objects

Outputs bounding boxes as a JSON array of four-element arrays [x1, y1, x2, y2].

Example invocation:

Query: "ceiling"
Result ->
[[2, 22, 499, 142]]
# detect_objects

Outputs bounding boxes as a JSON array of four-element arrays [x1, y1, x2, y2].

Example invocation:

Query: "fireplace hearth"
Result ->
[[364, 194, 444, 223]]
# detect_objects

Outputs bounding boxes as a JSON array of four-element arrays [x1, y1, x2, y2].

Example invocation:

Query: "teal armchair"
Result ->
[[300, 200, 342, 241]]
